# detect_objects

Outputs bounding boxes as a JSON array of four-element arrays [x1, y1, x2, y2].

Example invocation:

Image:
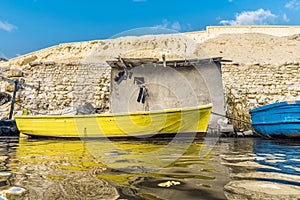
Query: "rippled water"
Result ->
[[0, 137, 300, 199]]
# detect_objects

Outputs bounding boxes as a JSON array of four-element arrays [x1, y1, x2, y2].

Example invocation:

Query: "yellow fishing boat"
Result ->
[[14, 105, 212, 138]]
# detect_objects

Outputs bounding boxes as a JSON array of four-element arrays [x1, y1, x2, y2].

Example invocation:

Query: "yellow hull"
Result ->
[[14, 105, 212, 138]]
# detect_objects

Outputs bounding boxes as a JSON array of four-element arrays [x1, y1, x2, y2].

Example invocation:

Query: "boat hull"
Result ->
[[15, 105, 212, 138], [250, 101, 300, 137]]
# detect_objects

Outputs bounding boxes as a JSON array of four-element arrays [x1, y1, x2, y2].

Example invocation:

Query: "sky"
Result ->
[[0, 0, 299, 59]]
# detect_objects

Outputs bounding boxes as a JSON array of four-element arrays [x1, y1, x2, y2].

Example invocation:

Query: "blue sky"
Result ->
[[0, 0, 299, 59]]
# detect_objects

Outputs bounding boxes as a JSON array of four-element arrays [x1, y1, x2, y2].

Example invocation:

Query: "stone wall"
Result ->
[[1, 26, 300, 131], [0, 62, 110, 117], [2, 60, 297, 131], [0, 33, 204, 118], [222, 62, 300, 130], [185, 26, 300, 44]]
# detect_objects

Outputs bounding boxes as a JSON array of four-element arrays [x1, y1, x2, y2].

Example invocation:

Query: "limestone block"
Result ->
[[56, 95, 64, 101], [47, 104, 54, 110], [101, 86, 109, 92], [248, 99, 257, 104], [100, 93, 105, 100], [94, 102, 101, 108], [47, 93, 56, 100], [247, 94, 257, 99], [6, 69, 23, 78], [49, 87, 55, 91], [94, 96, 100, 101], [18, 55, 38, 66], [56, 85, 65, 91], [65, 86, 73, 92]]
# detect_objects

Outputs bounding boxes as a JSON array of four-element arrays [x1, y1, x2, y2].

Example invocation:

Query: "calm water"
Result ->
[[0, 136, 300, 199]]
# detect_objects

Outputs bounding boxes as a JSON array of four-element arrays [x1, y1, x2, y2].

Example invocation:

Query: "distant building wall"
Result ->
[[185, 26, 300, 43], [206, 26, 300, 37]]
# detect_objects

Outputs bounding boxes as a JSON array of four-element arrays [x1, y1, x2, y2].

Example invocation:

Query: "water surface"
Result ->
[[0, 137, 300, 199]]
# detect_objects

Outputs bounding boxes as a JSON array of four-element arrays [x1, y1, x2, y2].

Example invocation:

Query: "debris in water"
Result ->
[[158, 180, 180, 188]]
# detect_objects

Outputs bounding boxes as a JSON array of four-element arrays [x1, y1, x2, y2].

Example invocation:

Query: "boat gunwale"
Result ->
[[14, 104, 212, 119], [250, 100, 300, 114], [252, 121, 300, 125]]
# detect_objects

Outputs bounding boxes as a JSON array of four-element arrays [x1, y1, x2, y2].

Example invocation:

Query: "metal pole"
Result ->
[[9, 79, 18, 119]]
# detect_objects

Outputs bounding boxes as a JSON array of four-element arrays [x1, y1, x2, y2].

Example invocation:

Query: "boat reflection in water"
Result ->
[[254, 139, 300, 177], [222, 138, 300, 199], [3, 137, 229, 200]]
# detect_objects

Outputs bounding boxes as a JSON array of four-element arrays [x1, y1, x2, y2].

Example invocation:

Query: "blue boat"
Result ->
[[249, 100, 300, 137]]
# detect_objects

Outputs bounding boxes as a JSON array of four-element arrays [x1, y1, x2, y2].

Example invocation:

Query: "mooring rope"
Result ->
[[211, 111, 252, 125]]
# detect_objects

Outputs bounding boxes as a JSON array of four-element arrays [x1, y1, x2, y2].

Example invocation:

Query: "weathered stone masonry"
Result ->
[[222, 62, 300, 130], [1, 61, 300, 131], [1, 26, 300, 131], [0, 62, 110, 117]]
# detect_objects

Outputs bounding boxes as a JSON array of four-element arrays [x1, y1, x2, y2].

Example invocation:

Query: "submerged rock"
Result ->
[[0, 172, 12, 184], [224, 180, 300, 200], [0, 187, 27, 200], [221, 161, 280, 170], [42, 175, 119, 200], [231, 172, 300, 183]]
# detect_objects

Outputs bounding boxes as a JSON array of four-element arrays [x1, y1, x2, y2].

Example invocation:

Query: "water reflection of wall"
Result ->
[[2, 138, 231, 199], [226, 138, 255, 154], [0, 138, 19, 172]]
